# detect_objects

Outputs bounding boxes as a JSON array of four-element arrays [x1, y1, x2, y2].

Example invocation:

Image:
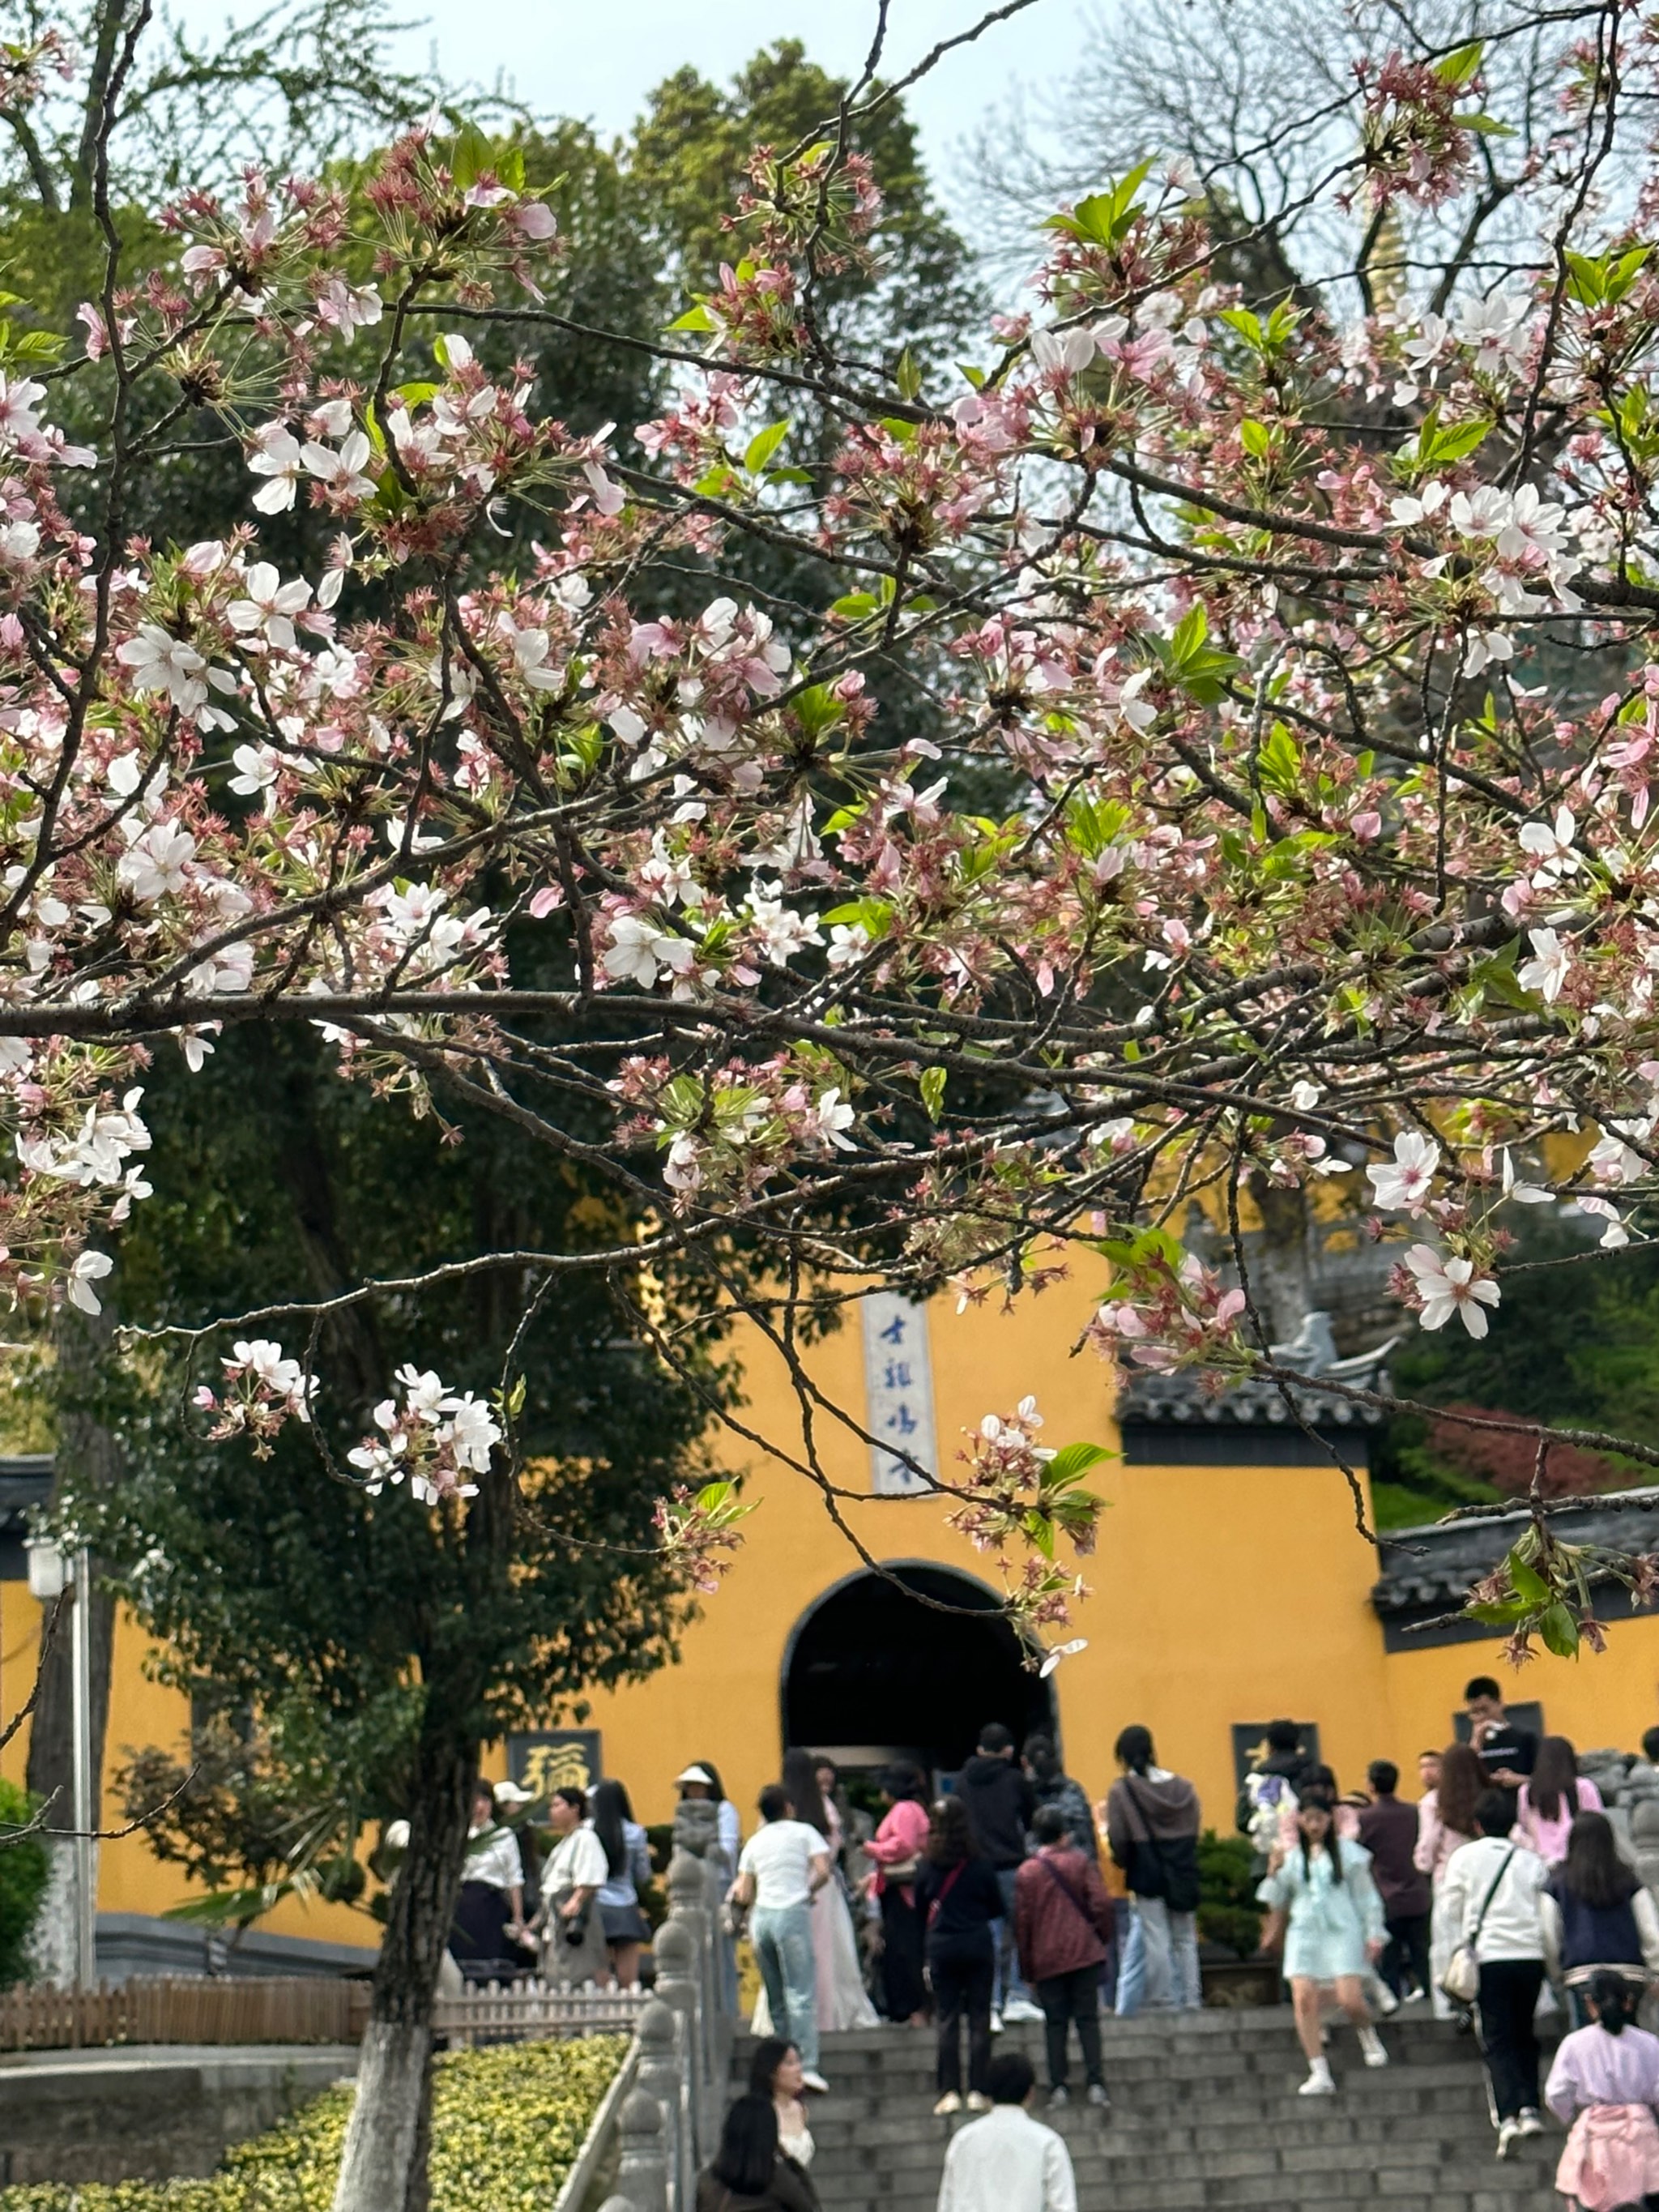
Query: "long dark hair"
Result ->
[[1438, 1743, 1485, 1839], [1563, 1812, 1640, 1910], [590, 1779, 630, 1879], [693, 1760, 727, 1803], [1529, 1736, 1580, 1826], [711, 2095, 778, 2195], [1590, 1971, 1640, 2035], [927, 1795, 974, 1868], [1295, 1791, 1343, 1886], [747, 2038, 796, 2099], [782, 1747, 830, 1837]]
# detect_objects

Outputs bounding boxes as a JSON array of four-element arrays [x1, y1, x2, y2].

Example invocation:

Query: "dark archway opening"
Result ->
[[782, 1564, 1056, 1777]]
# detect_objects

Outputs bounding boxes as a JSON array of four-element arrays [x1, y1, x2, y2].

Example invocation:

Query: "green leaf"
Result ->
[[744, 421, 789, 472], [829, 591, 879, 621], [1239, 419, 1273, 460], [1505, 1551, 1551, 1605], [919, 1065, 947, 1122], [1465, 1599, 1529, 1626], [1045, 1441, 1113, 1484], [894, 347, 923, 401], [1021, 1510, 1058, 1561], [450, 122, 493, 192], [1538, 1602, 1580, 1659], [393, 380, 439, 410], [1168, 604, 1209, 665], [1434, 39, 1484, 87], [1258, 721, 1302, 797], [667, 303, 715, 334], [821, 896, 892, 939]]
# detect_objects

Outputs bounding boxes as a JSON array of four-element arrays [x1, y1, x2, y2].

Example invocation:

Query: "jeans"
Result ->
[[1120, 1897, 1200, 2011], [992, 1866, 1034, 2008], [1036, 1965, 1103, 2089], [931, 1940, 994, 2095], [1381, 1911, 1431, 2001], [752, 1902, 819, 2072], [1477, 1958, 1545, 2121], [1114, 1904, 1145, 2017]]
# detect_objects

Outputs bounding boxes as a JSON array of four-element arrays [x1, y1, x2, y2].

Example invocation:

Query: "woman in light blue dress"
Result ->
[[1258, 1793, 1389, 2095]]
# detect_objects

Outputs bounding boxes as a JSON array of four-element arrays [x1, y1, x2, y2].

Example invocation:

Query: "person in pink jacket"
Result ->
[[1516, 1736, 1605, 1867], [1546, 1974, 1659, 2210], [864, 1761, 932, 2025]]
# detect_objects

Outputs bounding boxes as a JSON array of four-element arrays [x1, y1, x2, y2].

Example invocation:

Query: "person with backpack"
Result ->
[[917, 1795, 1005, 2116], [1439, 1790, 1549, 2156], [1103, 1724, 1202, 2014], [1236, 1720, 1316, 1872], [1256, 1789, 1389, 2095], [1546, 1971, 1659, 2210], [1539, 1809, 1659, 2027], [1014, 1804, 1114, 2109]]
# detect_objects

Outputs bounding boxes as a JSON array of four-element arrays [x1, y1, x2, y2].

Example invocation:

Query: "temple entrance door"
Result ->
[[780, 1562, 1056, 1779]]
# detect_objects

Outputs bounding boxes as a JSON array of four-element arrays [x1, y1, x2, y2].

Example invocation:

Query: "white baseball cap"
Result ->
[[675, 1765, 716, 1787], [494, 1779, 536, 1806]]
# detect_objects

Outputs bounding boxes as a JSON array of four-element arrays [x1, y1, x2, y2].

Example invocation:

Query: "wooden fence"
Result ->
[[0, 1975, 373, 2052], [0, 1975, 647, 2053]]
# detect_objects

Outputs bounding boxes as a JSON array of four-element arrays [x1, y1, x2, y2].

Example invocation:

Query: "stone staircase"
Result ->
[[735, 2007, 1563, 2212]]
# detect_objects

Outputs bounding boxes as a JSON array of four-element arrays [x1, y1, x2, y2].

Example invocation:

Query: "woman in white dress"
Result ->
[[752, 1749, 876, 2035]]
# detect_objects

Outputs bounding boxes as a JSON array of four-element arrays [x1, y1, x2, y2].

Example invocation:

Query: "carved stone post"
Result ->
[[637, 1996, 687, 2212], [653, 1916, 703, 2163], [667, 1847, 715, 2048], [616, 2087, 667, 2212]]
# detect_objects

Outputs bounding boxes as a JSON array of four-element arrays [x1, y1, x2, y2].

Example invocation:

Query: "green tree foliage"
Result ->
[[1373, 1214, 1659, 1526], [630, 40, 978, 369], [1196, 1826, 1264, 1959], [0, 1779, 49, 1984]]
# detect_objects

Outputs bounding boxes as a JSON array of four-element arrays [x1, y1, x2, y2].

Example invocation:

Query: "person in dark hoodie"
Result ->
[[1104, 1724, 1202, 2013], [956, 1721, 1042, 2023]]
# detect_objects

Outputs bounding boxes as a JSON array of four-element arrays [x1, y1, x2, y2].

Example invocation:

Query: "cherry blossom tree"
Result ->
[[6, 0, 1659, 2197]]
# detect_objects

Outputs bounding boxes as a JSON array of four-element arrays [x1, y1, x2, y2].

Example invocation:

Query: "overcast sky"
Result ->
[[169, 0, 1092, 213]]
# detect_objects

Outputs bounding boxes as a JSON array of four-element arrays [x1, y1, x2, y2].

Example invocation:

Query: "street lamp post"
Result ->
[[23, 1535, 96, 1990]]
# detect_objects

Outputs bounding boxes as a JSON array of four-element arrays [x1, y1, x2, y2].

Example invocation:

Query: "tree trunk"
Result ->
[[331, 1718, 475, 2212], [25, 1298, 123, 1984]]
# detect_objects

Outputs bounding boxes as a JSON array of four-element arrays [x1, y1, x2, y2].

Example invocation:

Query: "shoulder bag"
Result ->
[[1440, 1847, 1516, 2005]]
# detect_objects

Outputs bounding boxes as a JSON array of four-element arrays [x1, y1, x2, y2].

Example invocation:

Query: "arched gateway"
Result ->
[[780, 1561, 1056, 1777]]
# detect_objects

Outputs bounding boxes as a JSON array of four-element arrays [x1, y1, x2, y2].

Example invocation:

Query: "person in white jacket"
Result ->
[[937, 2051, 1076, 2212], [1439, 1790, 1548, 2158]]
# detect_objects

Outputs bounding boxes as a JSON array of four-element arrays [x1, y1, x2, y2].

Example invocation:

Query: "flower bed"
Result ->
[[0, 2033, 626, 2212]]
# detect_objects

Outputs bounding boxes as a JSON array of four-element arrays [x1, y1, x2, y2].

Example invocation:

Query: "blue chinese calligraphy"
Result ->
[[861, 1292, 936, 1495]]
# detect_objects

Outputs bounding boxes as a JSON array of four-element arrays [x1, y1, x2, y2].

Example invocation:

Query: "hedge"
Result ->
[[0, 1779, 50, 1988], [0, 2032, 626, 2212]]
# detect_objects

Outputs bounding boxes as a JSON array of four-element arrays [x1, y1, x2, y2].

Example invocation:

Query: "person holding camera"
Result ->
[[541, 1783, 612, 1988]]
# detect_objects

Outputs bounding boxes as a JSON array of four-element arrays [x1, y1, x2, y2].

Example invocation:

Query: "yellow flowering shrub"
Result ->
[[0, 2034, 626, 2212]]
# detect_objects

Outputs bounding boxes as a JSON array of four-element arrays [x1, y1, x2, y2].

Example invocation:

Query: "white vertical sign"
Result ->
[[861, 1292, 936, 1495]]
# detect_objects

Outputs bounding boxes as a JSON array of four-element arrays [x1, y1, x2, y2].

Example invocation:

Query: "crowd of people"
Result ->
[[441, 1684, 1659, 2211]]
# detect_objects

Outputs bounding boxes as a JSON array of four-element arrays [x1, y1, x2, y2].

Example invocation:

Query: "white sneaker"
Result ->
[[1002, 1996, 1044, 2022], [966, 2091, 992, 2112], [1298, 2058, 1335, 2096], [1357, 2025, 1388, 2069], [1517, 2107, 1543, 2137], [1496, 2118, 1521, 2159], [989, 2009, 1004, 2034], [932, 2092, 962, 2117], [1373, 1983, 1400, 2016], [800, 2070, 830, 2095]]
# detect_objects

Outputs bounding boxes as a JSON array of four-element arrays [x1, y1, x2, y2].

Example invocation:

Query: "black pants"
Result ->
[[1036, 1965, 1103, 2089], [1477, 1958, 1544, 2120], [1381, 1912, 1431, 2000], [930, 1940, 994, 2095], [881, 1887, 927, 2021]]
